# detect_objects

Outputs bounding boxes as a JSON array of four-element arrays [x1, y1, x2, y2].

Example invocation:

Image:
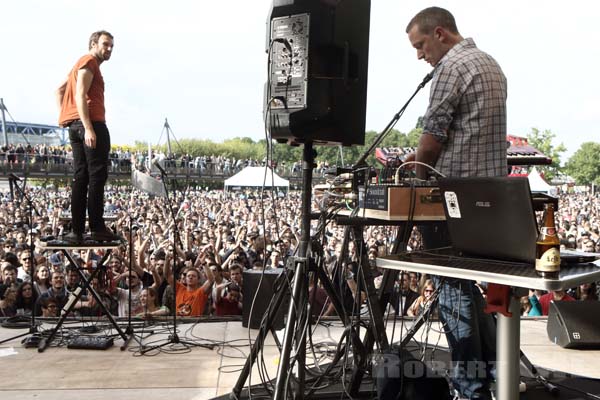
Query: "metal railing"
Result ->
[[0, 155, 313, 183]]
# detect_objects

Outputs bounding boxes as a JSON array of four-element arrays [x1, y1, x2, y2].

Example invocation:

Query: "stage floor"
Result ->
[[0, 317, 598, 400]]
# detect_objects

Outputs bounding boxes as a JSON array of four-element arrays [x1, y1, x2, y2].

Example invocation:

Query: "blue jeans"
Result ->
[[69, 120, 110, 234], [421, 224, 496, 399]]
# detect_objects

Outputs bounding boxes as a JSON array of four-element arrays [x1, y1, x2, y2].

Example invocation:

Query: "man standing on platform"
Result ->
[[56, 31, 119, 242], [405, 7, 507, 400]]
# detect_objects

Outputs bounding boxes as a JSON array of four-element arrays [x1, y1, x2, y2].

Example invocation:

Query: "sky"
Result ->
[[1, 0, 598, 161]]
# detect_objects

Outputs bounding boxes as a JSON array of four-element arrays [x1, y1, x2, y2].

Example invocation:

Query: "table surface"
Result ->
[[377, 249, 600, 291]]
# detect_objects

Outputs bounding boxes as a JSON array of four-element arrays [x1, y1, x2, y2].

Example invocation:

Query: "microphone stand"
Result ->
[[140, 162, 212, 354], [0, 174, 42, 345], [334, 71, 437, 392], [119, 214, 152, 351]]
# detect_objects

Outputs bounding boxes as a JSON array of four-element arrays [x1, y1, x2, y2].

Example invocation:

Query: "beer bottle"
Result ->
[[535, 203, 560, 279]]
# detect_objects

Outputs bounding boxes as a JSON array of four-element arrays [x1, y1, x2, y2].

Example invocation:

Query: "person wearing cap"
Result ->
[[48, 253, 65, 275], [48, 252, 63, 269], [219, 235, 237, 260]]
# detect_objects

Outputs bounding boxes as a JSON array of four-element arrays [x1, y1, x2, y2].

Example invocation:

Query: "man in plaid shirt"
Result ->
[[405, 7, 507, 400]]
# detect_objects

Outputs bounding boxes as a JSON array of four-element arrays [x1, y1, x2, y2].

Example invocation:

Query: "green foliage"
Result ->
[[151, 137, 266, 159], [273, 143, 302, 165], [565, 142, 600, 186], [112, 127, 421, 168], [415, 116, 424, 129], [526, 128, 566, 180], [307, 128, 420, 167]]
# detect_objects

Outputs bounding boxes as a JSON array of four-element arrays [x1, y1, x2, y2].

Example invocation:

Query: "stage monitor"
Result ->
[[265, 0, 371, 146], [242, 269, 289, 330]]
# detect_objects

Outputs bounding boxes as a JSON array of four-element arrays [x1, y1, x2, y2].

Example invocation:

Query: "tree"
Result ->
[[565, 142, 600, 186], [415, 116, 424, 129], [526, 128, 566, 180]]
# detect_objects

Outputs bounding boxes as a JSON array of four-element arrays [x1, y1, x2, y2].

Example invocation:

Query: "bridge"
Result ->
[[0, 158, 324, 187]]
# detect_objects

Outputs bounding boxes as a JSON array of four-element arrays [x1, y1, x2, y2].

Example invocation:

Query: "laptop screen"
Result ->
[[437, 176, 538, 263]]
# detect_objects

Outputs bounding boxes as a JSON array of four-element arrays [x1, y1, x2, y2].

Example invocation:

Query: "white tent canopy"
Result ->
[[528, 167, 553, 194], [224, 166, 289, 191]]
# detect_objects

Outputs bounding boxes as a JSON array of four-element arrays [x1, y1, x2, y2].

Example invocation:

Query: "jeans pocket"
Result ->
[[69, 123, 85, 143]]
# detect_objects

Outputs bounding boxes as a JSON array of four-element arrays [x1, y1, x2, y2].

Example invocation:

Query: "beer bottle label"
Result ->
[[535, 247, 561, 271], [540, 227, 557, 236]]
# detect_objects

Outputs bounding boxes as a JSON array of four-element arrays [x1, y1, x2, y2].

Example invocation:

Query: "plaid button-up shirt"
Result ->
[[423, 38, 508, 178]]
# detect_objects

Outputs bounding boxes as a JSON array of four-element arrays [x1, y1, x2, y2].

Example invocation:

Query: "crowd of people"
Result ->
[[0, 143, 305, 177], [0, 184, 598, 320]]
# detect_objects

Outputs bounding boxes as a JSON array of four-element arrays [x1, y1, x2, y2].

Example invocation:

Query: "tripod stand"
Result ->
[[230, 143, 388, 400], [139, 162, 213, 354], [36, 240, 130, 352], [117, 214, 157, 351], [0, 174, 41, 345]]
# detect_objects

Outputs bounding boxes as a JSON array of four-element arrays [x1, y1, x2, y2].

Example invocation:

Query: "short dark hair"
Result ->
[[3, 264, 17, 274], [227, 284, 241, 293], [229, 264, 243, 273], [89, 30, 114, 50], [40, 296, 59, 309], [406, 7, 458, 35]]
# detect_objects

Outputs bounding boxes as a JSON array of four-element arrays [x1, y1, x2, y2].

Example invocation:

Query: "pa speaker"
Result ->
[[242, 269, 289, 330], [265, 0, 370, 146], [547, 300, 600, 349]]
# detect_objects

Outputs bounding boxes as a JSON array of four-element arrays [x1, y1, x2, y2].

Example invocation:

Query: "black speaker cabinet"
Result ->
[[242, 269, 289, 330], [547, 300, 600, 349], [265, 0, 371, 146]]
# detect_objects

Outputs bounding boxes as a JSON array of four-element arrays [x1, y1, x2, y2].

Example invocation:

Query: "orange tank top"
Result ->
[[58, 54, 105, 126]]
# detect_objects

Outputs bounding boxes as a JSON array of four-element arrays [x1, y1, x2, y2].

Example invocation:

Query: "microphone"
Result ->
[[151, 155, 167, 176], [62, 287, 82, 316], [419, 66, 438, 88]]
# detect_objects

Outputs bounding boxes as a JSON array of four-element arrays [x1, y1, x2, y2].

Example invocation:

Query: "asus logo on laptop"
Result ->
[[475, 201, 491, 208]]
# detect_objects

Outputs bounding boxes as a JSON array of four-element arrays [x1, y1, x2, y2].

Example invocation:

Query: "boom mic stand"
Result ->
[[118, 214, 153, 351], [0, 174, 42, 345], [353, 68, 436, 169], [333, 71, 436, 394], [140, 162, 212, 354]]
